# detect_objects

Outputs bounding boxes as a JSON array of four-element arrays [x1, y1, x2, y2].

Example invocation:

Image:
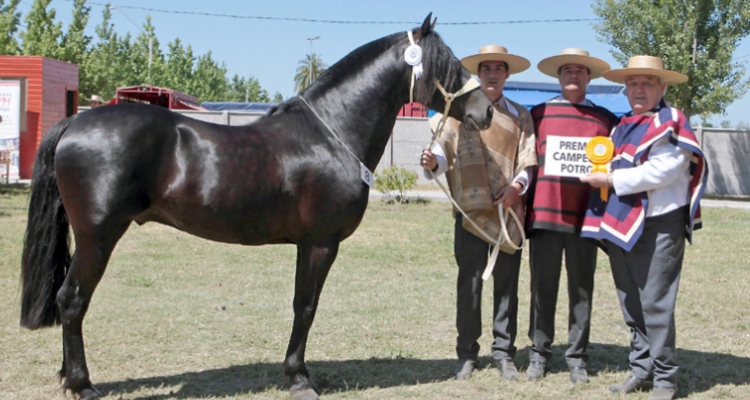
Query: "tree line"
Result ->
[[2, 0, 750, 121], [0, 0, 284, 104]]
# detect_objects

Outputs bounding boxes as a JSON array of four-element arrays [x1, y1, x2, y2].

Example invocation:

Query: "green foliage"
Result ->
[[0, 0, 22, 54], [294, 53, 327, 94], [226, 74, 271, 102], [592, 0, 750, 119], [5, 1, 280, 105], [19, 0, 62, 58], [374, 164, 418, 204]]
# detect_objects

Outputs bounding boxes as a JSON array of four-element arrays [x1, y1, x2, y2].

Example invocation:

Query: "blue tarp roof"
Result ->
[[427, 81, 629, 117], [503, 81, 629, 116], [201, 81, 630, 117], [201, 102, 276, 112]]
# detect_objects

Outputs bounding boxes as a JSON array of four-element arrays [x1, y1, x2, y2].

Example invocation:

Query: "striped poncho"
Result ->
[[580, 100, 708, 251], [526, 100, 618, 235]]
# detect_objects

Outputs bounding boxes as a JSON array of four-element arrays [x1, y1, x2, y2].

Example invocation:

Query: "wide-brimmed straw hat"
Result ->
[[603, 55, 688, 85], [537, 48, 611, 79], [87, 95, 106, 103], [460, 45, 530, 75]]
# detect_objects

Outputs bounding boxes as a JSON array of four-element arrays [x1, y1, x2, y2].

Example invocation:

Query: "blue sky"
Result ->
[[16, 0, 750, 126]]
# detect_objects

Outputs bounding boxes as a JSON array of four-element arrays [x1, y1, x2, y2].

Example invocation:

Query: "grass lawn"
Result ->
[[1, 183, 749, 399]]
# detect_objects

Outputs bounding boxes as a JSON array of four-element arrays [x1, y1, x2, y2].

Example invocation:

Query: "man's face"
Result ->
[[91, 101, 101, 108], [478, 60, 509, 102], [558, 63, 591, 93], [625, 75, 666, 114]]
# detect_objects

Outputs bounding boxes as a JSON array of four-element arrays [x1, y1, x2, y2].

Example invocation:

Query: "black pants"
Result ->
[[528, 229, 597, 368], [454, 214, 522, 361]]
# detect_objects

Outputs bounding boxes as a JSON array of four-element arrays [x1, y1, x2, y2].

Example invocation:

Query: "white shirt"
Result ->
[[611, 135, 692, 216]]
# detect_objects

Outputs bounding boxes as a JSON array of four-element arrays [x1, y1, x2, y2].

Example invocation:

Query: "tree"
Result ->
[[0, 0, 21, 54], [272, 92, 284, 102], [60, 0, 92, 98], [592, 0, 750, 120], [163, 38, 195, 92], [132, 16, 165, 87], [188, 52, 228, 102], [294, 53, 327, 94], [19, 0, 63, 58], [226, 74, 271, 102], [83, 4, 132, 101]]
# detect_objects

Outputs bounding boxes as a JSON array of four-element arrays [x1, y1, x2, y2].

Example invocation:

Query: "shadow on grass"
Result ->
[[95, 357, 456, 399], [93, 343, 750, 399], [520, 342, 750, 399]]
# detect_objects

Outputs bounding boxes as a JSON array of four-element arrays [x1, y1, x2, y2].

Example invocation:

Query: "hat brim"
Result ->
[[537, 55, 611, 79], [461, 53, 530, 75], [603, 68, 688, 85]]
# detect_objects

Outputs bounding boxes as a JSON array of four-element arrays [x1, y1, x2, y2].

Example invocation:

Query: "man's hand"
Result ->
[[493, 182, 523, 210], [580, 172, 611, 188], [420, 149, 438, 171]]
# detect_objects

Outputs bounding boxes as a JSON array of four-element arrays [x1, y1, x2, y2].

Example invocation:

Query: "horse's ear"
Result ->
[[430, 16, 437, 31], [420, 12, 434, 38]]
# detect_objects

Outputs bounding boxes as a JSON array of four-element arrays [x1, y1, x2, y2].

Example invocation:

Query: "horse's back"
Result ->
[[54, 103, 368, 245]]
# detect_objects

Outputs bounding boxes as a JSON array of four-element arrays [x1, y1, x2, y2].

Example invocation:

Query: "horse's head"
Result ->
[[411, 14, 493, 131]]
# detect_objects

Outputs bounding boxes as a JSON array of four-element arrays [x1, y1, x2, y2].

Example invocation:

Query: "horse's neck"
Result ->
[[307, 51, 408, 169]]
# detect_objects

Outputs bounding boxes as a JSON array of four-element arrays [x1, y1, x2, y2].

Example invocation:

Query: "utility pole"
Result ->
[[307, 36, 320, 85], [110, 6, 153, 86]]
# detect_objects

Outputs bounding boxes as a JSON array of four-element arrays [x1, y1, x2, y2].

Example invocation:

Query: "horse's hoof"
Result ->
[[290, 387, 320, 400], [77, 386, 103, 400]]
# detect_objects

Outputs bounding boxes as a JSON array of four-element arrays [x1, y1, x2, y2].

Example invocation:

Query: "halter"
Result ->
[[403, 30, 480, 148]]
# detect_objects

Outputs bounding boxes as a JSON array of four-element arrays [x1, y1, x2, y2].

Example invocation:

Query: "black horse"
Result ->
[[20, 15, 492, 400]]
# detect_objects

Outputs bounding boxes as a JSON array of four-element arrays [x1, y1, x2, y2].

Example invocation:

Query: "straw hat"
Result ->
[[603, 55, 688, 85], [537, 48, 611, 79], [87, 95, 106, 103], [460, 45, 530, 75]]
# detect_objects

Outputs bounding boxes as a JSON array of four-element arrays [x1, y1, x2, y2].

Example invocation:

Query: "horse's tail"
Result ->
[[20, 115, 77, 329]]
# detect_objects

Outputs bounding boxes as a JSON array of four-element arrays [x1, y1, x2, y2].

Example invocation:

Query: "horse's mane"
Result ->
[[301, 24, 462, 107], [414, 29, 462, 106]]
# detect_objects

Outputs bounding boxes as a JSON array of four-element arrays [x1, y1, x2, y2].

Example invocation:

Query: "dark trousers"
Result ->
[[528, 229, 597, 368], [454, 214, 522, 361], [606, 207, 687, 389]]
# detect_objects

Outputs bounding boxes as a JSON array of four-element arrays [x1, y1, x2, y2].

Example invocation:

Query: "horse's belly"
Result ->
[[137, 203, 295, 245]]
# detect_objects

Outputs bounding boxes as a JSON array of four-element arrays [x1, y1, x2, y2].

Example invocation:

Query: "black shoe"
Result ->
[[569, 366, 589, 384], [454, 358, 476, 380], [495, 359, 519, 381], [649, 386, 676, 400], [609, 376, 653, 393], [525, 361, 546, 381]]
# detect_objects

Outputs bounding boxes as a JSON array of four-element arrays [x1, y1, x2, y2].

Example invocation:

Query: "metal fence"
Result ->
[[180, 110, 750, 197]]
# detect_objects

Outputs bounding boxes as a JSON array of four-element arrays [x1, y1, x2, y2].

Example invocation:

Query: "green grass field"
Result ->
[[1, 184, 749, 399]]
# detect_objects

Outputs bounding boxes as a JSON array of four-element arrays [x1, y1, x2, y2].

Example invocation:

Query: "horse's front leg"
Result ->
[[284, 239, 340, 400]]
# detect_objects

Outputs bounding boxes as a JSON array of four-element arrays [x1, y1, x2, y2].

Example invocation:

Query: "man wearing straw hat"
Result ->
[[580, 55, 708, 400], [87, 95, 107, 108], [419, 45, 537, 381], [524, 49, 618, 384]]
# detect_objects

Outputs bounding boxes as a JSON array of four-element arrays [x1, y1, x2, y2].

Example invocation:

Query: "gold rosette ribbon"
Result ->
[[585, 137, 614, 201]]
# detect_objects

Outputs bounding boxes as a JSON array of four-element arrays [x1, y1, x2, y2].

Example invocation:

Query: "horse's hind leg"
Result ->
[[56, 222, 130, 400], [285, 239, 340, 400]]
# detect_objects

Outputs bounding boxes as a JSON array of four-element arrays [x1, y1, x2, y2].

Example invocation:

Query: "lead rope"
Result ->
[[408, 30, 524, 280], [426, 82, 525, 281]]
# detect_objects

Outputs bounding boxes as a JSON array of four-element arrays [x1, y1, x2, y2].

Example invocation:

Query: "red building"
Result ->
[[111, 85, 203, 110], [0, 56, 78, 179], [399, 102, 427, 118]]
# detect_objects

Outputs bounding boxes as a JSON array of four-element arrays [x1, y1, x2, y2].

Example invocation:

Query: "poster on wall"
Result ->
[[0, 80, 21, 182]]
